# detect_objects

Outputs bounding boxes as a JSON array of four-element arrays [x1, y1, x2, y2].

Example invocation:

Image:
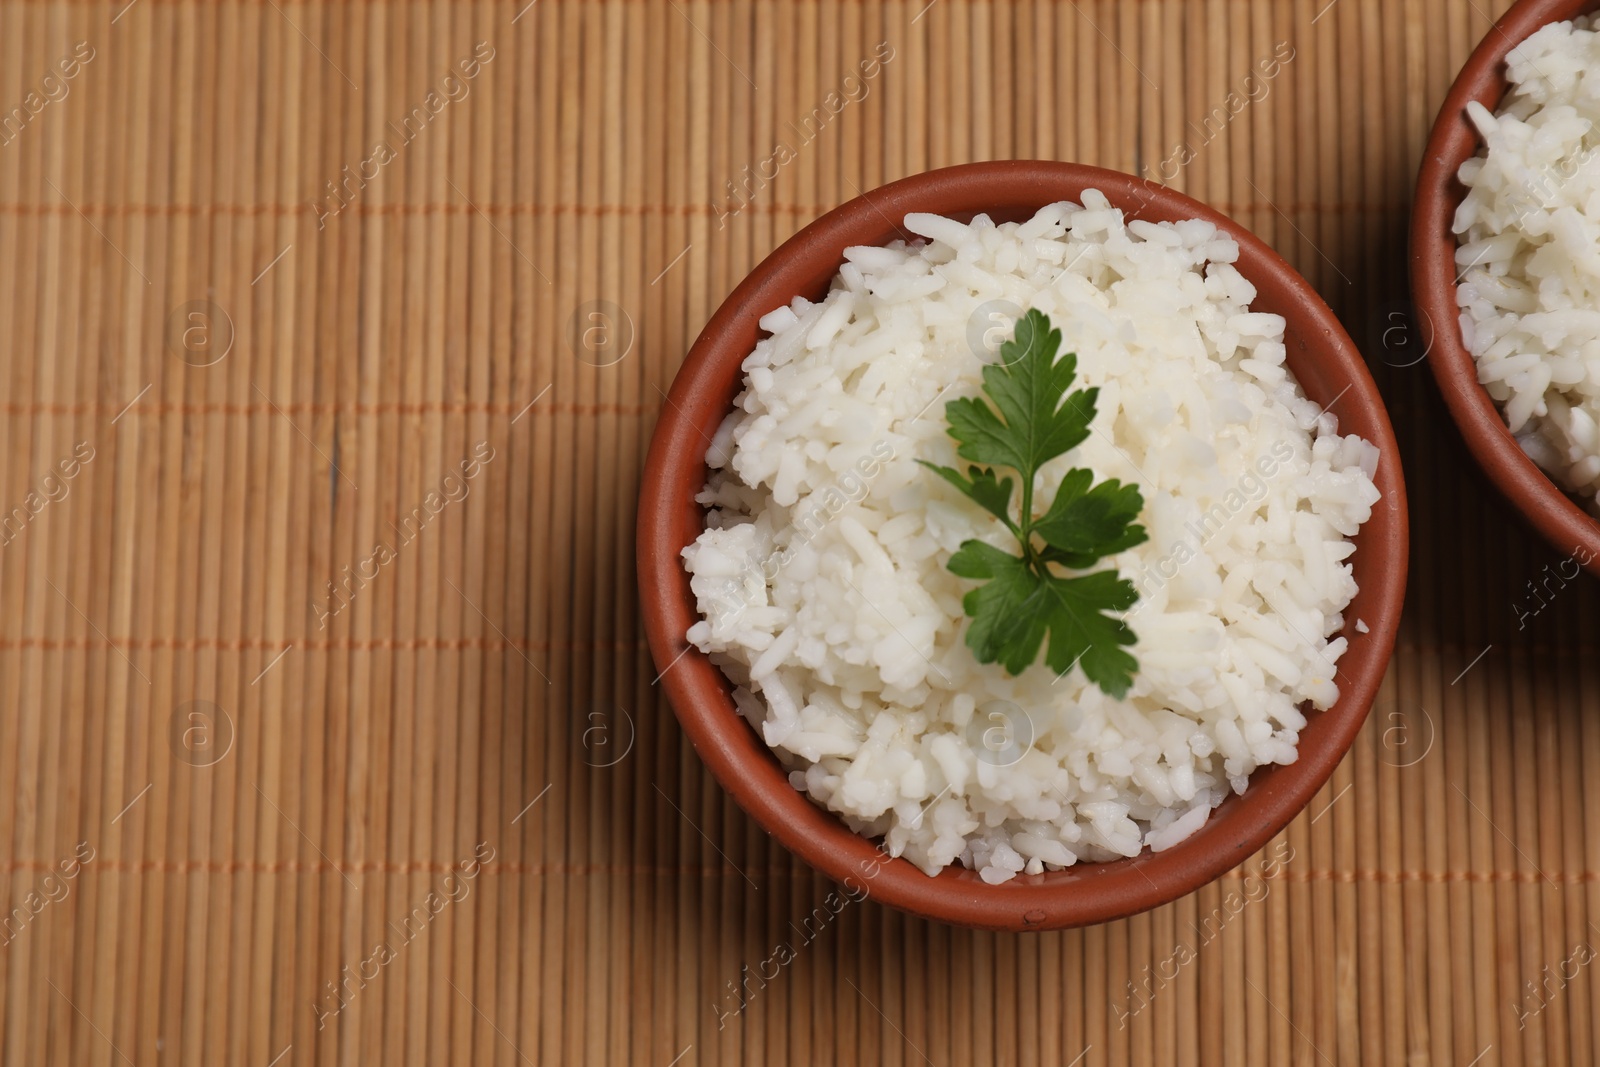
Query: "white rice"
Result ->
[[682, 193, 1380, 883], [1454, 16, 1600, 507]]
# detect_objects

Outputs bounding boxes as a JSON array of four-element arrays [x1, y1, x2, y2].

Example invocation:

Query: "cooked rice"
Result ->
[[1455, 15, 1600, 507], [683, 194, 1379, 882]]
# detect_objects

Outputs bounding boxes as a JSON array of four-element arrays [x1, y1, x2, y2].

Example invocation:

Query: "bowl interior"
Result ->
[[639, 161, 1408, 930], [1411, 0, 1600, 575]]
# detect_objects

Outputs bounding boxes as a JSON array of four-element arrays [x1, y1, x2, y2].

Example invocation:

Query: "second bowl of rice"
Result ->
[[1412, 0, 1600, 574]]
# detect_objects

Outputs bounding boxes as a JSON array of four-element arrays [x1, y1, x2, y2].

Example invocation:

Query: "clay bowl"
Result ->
[[638, 160, 1409, 930], [1412, 0, 1600, 576]]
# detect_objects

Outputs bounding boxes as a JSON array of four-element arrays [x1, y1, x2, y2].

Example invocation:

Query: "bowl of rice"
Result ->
[[640, 161, 1408, 930], [1413, 0, 1600, 573]]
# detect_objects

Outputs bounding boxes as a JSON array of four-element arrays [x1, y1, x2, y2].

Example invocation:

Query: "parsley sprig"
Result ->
[[918, 309, 1148, 698]]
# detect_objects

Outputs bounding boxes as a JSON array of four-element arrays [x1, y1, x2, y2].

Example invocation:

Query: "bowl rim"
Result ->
[[1410, 0, 1600, 576], [638, 160, 1409, 931]]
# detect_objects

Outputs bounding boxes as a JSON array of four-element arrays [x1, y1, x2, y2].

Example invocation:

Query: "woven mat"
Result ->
[[3, 0, 1597, 1063]]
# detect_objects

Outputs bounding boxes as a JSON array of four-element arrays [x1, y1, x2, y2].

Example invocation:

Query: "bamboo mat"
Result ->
[[2, 0, 1597, 1063]]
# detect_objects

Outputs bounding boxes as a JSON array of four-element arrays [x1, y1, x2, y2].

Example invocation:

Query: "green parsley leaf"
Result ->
[[944, 309, 1099, 476], [947, 541, 1048, 674], [1036, 570, 1141, 699], [917, 462, 1017, 534], [1033, 469, 1149, 564], [945, 541, 1142, 698], [925, 309, 1146, 696]]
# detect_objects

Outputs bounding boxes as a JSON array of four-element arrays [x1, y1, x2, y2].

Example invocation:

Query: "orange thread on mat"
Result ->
[[0, 636, 647, 652], [0, 200, 775, 218], [2, 400, 656, 418], [0, 861, 815, 876], [0, 862, 1588, 881], [0, 199, 1403, 220], [1220, 868, 1587, 885]]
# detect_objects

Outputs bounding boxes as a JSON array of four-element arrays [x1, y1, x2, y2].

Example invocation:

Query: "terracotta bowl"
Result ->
[[638, 161, 1409, 930], [1412, 0, 1600, 576]]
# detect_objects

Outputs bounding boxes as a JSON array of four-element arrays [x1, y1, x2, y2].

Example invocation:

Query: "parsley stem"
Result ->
[[1018, 474, 1036, 567]]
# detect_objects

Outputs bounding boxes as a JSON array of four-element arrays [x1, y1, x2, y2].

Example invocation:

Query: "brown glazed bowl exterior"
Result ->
[[639, 161, 1409, 930], [1412, 0, 1600, 575]]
